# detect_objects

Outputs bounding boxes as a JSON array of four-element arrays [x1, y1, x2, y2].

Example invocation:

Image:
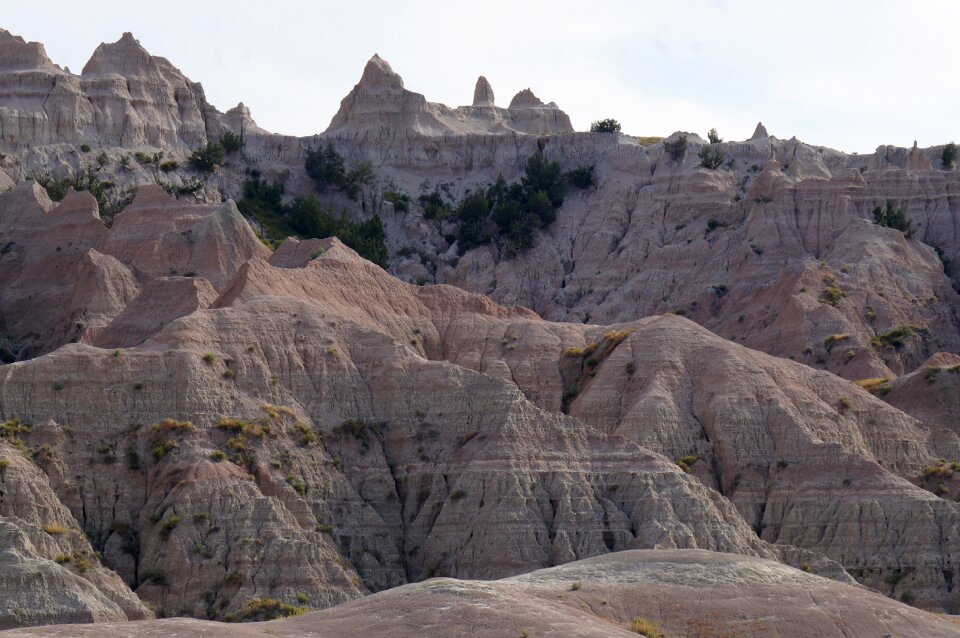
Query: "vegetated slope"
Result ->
[[4, 550, 959, 638]]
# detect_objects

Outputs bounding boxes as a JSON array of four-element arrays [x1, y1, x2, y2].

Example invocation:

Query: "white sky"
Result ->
[[4, 0, 958, 153]]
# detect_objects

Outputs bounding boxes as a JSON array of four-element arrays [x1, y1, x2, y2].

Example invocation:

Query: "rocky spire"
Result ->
[[750, 121, 769, 140], [473, 76, 495, 106], [357, 53, 404, 91]]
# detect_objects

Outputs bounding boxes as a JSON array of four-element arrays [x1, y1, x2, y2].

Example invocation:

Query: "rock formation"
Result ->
[[472, 76, 495, 107], [325, 55, 573, 136], [4, 550, 959, 637], [3, 28, 960, 633], [0, 30, 248, 150]]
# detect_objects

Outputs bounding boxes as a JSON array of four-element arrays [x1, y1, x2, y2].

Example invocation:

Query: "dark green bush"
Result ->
[[664, 136, 688, 162], [188, 142, 225, 173], [872, 201, 914, 237], [305, 142, 346, 191], [566, 165, 596, 189], [419, 190, 452, 220], [698, 146, 724, 169], [942, 142, 957, 168], [590, 118, 621, 133], [220, 131, 244, 154], [384, 191, 410, 212], [707, 128, 723, 144]]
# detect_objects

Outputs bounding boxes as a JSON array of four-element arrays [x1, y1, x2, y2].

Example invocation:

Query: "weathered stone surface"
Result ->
[[4, 550, 959, 637], [0, 440, 151, 628]]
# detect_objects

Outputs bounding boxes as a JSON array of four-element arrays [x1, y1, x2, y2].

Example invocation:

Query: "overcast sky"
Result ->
[[4, 0, 957, 153]]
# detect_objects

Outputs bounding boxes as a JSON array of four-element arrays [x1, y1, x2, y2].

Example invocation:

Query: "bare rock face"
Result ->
[[472, 76, 495, 106], [325, 55, 573, 136], [0, 440, 151, 627], [0, 30, 247, 150], [4, 550, 959, 638], [0, 183, 269, 359]]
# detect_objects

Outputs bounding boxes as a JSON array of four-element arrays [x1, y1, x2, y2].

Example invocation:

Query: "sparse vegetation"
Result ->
[[942, 142, 957, 169], [707, 128, 723, 144], [158, 515, 182, 540], [590, 118, 621, 133], [676, 455, 699, 473], [241, 598, 308, 621], [42, 524, 67, 535], [570, 580, 583, 591], [220, 131, 244, 154], [450, 489, 467, 502], [698, 145, 724, 169], [188, 141, 225, 173], [663, 135, 688, 162], [630, 616, 664, 637], [871, 324, 926, 350], [872, 201, 914, 237]]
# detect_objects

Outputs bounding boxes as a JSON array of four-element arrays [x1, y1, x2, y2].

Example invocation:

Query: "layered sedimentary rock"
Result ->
[[0, 440, 151, 628], [325, 54, 573, 136], [0, 30, 244, 150], [4, 550, 959, 638]]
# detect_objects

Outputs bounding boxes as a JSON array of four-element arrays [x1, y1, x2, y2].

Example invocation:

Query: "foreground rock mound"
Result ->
[[4, 550, 958, 637]]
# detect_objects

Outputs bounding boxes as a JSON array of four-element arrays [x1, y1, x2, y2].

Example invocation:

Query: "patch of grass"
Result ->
[[42, 524, 67, 535], [925, 366, 941, 384], [450, 489, 467, 502], [870, 325, 926, 350], [570, 580, 582, 591], [158, 515, 182, 540], [240, 598, 308, 621], [837, 397, 852, 412], [819, 285, 846, 306], [676, 455, 699, 473], [284, 473, 307, 495], [209, 450, 227, 462], [201, 352, 217, 364], [823, 333, 850, 351], [630, 616, 663, 637], [855, 376, 894, 396]]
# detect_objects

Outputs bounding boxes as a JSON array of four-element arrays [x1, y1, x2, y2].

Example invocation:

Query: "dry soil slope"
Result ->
[[3, 550, 959, 638]]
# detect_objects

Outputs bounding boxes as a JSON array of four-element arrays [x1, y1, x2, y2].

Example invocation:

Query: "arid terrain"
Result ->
[[1, 28, 960, 637]]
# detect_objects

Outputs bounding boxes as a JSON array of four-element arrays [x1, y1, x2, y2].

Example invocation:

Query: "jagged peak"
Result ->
[[358, 53, 404, 91], [81, 31, 157, 77], [751, 122, 769, 140], [473, 76, 495, 107], [508, 88, 545, 109]]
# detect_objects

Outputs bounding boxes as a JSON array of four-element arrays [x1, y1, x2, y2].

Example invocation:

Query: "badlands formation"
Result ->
[[0, 28, 959, 636]]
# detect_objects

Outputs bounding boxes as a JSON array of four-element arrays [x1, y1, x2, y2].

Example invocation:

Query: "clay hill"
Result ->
[[1, 27, 960, 635]]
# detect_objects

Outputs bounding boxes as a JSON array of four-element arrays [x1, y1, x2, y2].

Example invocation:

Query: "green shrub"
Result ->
[[872, 201, 914, 237], [663, 136, 687, 162], [80, 144, 91, 153], [384, 191, 410, 212], [566, 165, 596, 189], [0, 347, 15, 364], [450, 489, 467, 501], [159, 160, 179, 172], [158, 515, 182, 540], [819, 284, 845, 306], [220, 131, 244, 154], [209, 450, 227, 462], [305, 142, 346, 192], [188, 142, 225, 173], [943, 142, 957, 168], [707, 128, 723, 144], [698, 145, 724, 169], [590, 118, 621, 133], [418, 190, 452, 220]]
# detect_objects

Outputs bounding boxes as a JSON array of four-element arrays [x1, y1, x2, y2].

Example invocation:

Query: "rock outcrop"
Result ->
[[325, 55, 573, 136], [0, 30, 249, 150], [4, 550, 959, 637], [472, 76, 495, 107]]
